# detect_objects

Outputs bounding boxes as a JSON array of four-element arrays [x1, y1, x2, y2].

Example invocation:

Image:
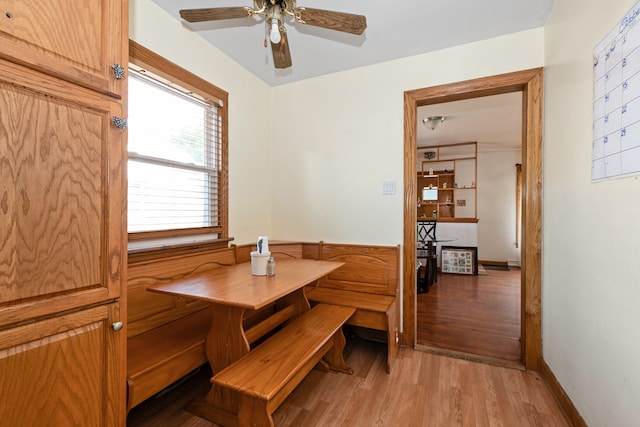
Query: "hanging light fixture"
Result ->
[[422, 116, 445, 130]]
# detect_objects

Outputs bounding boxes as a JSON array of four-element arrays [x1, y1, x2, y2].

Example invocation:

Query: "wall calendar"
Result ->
[[593, 0, 640, 181]]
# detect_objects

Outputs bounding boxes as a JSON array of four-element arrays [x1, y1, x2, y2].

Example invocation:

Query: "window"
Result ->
[[128, 42, 228, 245]]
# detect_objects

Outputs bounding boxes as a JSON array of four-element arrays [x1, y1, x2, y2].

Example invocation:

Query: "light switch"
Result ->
[[382, 181, 396, 195]]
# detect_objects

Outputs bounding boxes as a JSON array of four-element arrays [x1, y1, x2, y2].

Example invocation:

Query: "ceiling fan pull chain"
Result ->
[[264, 19, 268, 48]]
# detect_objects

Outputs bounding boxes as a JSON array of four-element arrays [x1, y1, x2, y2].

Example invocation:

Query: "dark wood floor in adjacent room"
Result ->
[[127, 335, 569, 427], [417, 266, 522, 364]]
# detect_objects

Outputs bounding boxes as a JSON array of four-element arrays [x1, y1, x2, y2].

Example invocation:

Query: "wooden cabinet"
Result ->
[[0, 60, 125, 326], [0, 0, 126, 97], [0, 303, 123, 425], [0, 1, 127, 424]]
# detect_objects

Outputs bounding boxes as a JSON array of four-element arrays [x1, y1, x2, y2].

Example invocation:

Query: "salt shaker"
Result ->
[[266, 257, 276, 276]]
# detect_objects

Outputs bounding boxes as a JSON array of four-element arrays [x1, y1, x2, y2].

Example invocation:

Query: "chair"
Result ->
[[417, 220, 436, 243], [416, 220, 437, 293]]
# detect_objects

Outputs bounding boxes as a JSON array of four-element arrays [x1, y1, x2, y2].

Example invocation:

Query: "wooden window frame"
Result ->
[[128, 41, 229, 249]]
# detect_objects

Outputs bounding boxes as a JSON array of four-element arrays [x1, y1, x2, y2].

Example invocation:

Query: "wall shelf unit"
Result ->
[[417, 142, 477, 220], [417, 171, 455, 218]]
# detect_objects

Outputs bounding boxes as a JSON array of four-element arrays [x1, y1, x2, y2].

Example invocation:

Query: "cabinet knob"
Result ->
[[111, 321, 124, 331]]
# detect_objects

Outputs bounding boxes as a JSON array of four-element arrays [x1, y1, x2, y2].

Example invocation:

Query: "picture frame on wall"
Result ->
[[441, 246, 477, 275]]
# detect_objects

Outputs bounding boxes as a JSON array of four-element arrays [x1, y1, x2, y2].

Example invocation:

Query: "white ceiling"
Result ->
[[149, 0, 555, 87], [417, 92, 523, 153]]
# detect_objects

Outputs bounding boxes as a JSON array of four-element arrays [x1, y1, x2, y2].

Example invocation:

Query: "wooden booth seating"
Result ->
[[305, 243, 401, 373], [233, 241, 321, 263], [126, 246, 237, 412], [126, 240, 400, 414], [211, 303, 355, 427]]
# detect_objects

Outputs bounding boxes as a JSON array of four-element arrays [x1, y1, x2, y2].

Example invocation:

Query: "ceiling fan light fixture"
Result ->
[[268, 5, 282, 44], [423, 116, 445, 130], [269, 18, 281, 44]]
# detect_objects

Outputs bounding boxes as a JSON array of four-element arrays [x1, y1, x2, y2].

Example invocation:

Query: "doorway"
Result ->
[[416, 93, 523, 365], [402, 69, 543, 371]]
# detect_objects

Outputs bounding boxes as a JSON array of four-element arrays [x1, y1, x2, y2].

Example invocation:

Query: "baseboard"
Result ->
[[477, 259, 509, 267], [539, 358, 587, 427]]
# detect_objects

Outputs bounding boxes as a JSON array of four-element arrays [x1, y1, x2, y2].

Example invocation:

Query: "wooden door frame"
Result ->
[[402, 68, 543, 370]]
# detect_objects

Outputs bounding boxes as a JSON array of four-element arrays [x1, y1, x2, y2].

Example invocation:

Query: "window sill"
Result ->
[[128, 236, 234, 265]]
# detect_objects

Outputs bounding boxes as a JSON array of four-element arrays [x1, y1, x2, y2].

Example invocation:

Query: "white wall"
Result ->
[[477, 150, 522, 265], [270, 29, 545, 245], [545, 0, 640, 425], [130, 0, 273, 244]]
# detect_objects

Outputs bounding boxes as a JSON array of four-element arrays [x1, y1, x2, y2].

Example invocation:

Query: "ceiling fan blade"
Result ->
[[179, 7, 251, 23], [271, 29, 292, 69], [296, 8, 366, 35]]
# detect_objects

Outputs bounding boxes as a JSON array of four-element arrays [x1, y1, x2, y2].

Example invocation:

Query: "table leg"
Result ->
[[187, 303, 248, 423], [430, 241, 438, 283], [427, 241, 436, 290], [205, 303, 249, 373], [276, 288, 310, 322]]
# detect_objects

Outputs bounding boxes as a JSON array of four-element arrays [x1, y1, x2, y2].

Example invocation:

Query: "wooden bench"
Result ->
[[126, 246, 237, 411], [126, 307, 211, 410], [305, 243, 401, 373], [211, 303, 355, 427]]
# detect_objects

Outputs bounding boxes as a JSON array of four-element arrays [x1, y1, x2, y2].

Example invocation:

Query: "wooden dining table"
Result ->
[[146, 258, 344, 422]]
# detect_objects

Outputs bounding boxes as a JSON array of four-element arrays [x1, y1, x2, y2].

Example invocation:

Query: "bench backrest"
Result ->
[[127, 241, 399, 338], [318, 243, 400, 297], [234, 241, 321, 263], [127, 247, 237, 338]]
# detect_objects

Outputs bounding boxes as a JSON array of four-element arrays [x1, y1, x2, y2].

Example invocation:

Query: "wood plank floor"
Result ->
[[417, 267, 522, 364], [127, 336, 570, 427]]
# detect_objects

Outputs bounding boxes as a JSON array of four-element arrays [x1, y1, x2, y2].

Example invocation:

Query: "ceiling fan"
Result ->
[[179, 0, 367, 69]]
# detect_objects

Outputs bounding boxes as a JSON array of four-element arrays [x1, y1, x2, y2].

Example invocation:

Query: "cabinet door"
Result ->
[[0, 0, 127, 97], [0, 303, 125, 426], [0, 60, 126, 327]]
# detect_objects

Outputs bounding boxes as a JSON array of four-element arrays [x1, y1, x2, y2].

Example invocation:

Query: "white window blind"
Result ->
[[127, 67, 222, 234]]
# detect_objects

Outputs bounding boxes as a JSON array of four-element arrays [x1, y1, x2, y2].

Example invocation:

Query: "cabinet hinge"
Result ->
[[111, 64, 125, 79], [112, 116, 128, 129]]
